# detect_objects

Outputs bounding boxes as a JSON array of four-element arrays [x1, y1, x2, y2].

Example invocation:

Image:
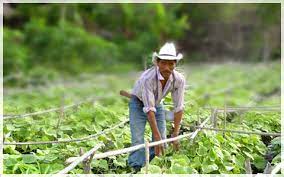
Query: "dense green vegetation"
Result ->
[[3, 62, 281, 174], [4, 3, 280, 77]]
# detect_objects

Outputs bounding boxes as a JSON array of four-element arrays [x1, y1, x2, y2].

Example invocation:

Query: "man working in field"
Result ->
[[127, 42, 185, 171]]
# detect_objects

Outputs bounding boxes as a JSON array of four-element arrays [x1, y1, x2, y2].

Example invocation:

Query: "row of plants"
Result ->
[[3, 62, 280, 174]]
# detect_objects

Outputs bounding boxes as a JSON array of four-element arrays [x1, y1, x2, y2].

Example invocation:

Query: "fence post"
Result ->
[[56, 94, 65, 139], [223, 95, 227, 137], [210, 108, 217, 128], [145, 139, 150, 174], [245, 158, 252, 174]]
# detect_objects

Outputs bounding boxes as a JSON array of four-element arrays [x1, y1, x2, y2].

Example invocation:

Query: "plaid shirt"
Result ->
[[132, 66, 185, 113]]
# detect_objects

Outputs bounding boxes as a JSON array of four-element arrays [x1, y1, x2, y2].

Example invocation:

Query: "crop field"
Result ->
[[3, 62, 281, 174]]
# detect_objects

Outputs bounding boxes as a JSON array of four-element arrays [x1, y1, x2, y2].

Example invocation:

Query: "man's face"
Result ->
[[157, 59, 176, 79]]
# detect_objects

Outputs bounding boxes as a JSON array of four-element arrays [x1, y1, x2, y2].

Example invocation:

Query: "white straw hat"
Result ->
[[152, 42, 183, 64]]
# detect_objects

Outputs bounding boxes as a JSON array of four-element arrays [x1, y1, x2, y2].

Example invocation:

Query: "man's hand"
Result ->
[[147, 111, 165, 156], [171, 110, 183, 151], [153, 135, 164, 156], [172, 134, 179, 151], [171, 133, 180, 151]]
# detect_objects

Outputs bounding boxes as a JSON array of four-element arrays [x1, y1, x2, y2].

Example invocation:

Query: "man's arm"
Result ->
[[147, 111, 164, 156], [172, 110, 183, 136], [147, 111, 162, 140], [140, 79, 164, 156], [171, 75, 185, 150]]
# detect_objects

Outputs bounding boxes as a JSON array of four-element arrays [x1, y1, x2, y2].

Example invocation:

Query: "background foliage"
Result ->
[[4, 3, 281, 77]]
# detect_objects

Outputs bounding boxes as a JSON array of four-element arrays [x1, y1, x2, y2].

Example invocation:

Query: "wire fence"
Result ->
[[3, 99, 281, 174], [3, 94, 113, 120], [4, 120, 129, 145], [64, 117, 210, 168], [3, 75, 281, 174], [192, 126, 281, 137]]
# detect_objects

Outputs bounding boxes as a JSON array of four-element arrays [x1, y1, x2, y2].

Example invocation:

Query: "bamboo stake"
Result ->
[[190, 117, 210, 142], [66, 118, 210, 164], [145, 139, 150, 174], [67, 131, 194, 164], [204, 106, 280, 112], [245, 158, 252, 174], [193, 126, 281, 137], [56, 94, 65, 139], [223, 95, 227, 137], [271, 162, 284, 174]]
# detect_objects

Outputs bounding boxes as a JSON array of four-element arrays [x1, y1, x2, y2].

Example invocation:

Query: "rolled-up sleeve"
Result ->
[[171, 76, 185, 113], [141, 79, 156, 113]]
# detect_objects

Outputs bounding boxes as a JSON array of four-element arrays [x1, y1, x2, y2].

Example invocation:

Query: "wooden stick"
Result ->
[[66, 131, 194, 164], [190, 117, 210, 142], [193, 126, 281, 137], [119, 90, 132, 99], [210, 108, 217, 127], [145, 139, 149, 174], [271, 162, 284, 174], [223, 95, 227, 137], [66, 117, 210, 164], [204, 106, 280, 111], [79, 148, 88, 173], [58, 143, 103, 174], [213, 109, 218, 128], [56, 94, 65, 139], [245, 158, 252, 174], [84, 150, 96, 174]]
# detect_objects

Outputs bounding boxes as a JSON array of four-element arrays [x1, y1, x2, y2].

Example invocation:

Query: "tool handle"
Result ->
[[119, 90, 132, 99]]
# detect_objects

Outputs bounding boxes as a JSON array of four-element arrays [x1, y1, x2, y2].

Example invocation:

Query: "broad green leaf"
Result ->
[[60, 125, 73, 131], [253, 155, 266, 170], [22, 154, 37, 164], [214, 147, 224, 160], [140, 164, 162, 174], [201, 164, 218, 173], [170, 164, 197, 174], [93, 159, 109, 170], [271, 154, 281, 165], [39, 164, 51, 174], [44, 154, 58, 162], [192, 156, 201, 169], [50, 163, 65, 173], [209, 149, 217, 161], [223, 161, 234, 171], [197, 145, 207, 156], [172, 154, 190, 165], [4, 156, 19, 167], [235, 154, 245, 167], [43, 128, 57, 138], [243, 151, 254, 160], [225, 165, 234, 171], [113, 156, 126, 167]]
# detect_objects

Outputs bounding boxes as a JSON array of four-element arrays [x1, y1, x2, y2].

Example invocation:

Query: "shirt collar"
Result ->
[[156, 66, 173, 82]]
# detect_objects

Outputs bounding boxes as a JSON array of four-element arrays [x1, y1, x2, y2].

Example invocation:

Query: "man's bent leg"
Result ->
[[149, 105, 166, 161], [128, 97, 147, 169]]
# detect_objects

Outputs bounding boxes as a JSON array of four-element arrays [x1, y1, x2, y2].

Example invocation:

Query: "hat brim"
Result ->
[[152, 52, 183, 63]]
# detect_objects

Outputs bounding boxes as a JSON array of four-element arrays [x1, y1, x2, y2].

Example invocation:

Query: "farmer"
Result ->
[[127, 42, 185, 171]]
